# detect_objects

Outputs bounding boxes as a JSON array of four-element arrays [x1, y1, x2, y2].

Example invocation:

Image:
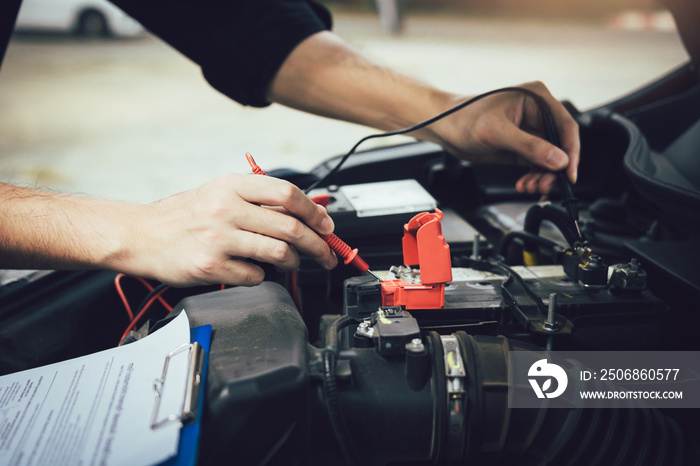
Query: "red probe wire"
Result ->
[[118, 285, 171, 345], [245, 152, 379, 279], [246, 152, 267, 176], [114, 273, 174, 320]]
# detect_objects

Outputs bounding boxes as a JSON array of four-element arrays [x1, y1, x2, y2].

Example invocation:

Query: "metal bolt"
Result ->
[[405, 338, 425, 353], [545, 292, 557, 331], [630, 258, 639, 271], [472, 234, 481, 260], [359, 322, 369, 329]]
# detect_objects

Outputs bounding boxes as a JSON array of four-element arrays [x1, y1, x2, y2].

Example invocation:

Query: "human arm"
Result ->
[[267, 31, 580, 194], [0, 176, 337, 286], [109, 0, 577, 192]]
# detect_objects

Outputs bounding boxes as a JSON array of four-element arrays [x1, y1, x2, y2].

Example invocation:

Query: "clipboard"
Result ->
[[156, 324, 212, 466]]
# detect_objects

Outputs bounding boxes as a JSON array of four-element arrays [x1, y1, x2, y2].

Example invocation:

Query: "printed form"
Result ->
[[0, 311, 191, 466]]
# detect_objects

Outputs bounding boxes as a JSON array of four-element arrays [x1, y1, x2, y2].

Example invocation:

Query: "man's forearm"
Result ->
[[268, 30, 580, 193], [0, 183, 134, 270], [0, 176, 337, 287], [267, 31, 456, 145]]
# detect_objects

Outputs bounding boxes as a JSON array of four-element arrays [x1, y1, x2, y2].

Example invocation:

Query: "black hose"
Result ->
[[324, 315, 357, 352], [499, 230, 563, 259], [322, 329, 691, 465], [322, 315, 360, 466], [455, 333, 688, 466]]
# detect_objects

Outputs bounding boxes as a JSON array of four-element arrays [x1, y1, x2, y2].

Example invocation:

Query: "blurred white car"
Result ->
[[15, 0, 144, 38]]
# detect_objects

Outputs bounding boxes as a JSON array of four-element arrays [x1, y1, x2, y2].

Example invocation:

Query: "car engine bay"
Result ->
[[174, 64, 699, 464], [1, 2, 699, 464]]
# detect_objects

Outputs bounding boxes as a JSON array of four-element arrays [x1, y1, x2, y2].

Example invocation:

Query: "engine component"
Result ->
[[368, 307, 421, 357], [345, 264, 666, 349], [174, 283, 691, 466], [560, 249, 609, 287], [609, 258, 647, 293]]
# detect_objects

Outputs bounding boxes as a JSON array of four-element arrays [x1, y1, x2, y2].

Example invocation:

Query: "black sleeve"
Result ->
[[111, 0, 332, 107]]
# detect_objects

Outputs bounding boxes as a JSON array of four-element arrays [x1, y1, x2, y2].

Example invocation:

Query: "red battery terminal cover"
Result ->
[[381, 208, 453, 309]]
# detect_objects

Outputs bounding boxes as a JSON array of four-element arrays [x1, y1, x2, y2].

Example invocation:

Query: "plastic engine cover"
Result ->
[[173, 282, 310, 466]]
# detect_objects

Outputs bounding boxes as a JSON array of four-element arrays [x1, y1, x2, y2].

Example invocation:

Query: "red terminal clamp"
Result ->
[[381, 209, 452, 309], [245, 153, 379, 279]]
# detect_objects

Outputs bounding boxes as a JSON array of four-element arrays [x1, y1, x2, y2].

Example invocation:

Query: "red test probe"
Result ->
[[245, 152, 381, 281]]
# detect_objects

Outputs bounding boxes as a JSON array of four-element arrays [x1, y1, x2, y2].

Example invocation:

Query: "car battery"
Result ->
[[296, 180, 482, 342], [343, 265, 669, 350]]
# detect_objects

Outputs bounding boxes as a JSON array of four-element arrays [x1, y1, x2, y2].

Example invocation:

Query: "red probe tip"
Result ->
[[246, 152, 267, 176], [245, 153, 373, 276], [322, 234, 369, 273], [346, 249, 370, 273]]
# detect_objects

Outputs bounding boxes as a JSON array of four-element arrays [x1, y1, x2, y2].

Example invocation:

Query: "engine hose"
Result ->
[[324, 315, 358, 351], [450, 332, 687, 466], [498, 230, 563, 261], [322, 315, 360, 466], [523, 203, 582, 263]]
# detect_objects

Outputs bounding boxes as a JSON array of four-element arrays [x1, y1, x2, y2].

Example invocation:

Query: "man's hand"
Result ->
[[120, 174, 338, 286], [429, 81, 580, 195], [0, 176, 337, 287], [269, 32, 580, 195]]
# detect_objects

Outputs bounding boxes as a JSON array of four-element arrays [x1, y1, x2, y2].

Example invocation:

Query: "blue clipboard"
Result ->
[[158, 324, 212, 466]]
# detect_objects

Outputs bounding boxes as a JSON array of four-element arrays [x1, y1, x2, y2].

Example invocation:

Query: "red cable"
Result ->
[[114, 273, 173, 317], [133, 276, 173, 312], [291, 270, 300, 310], [114, 273, 134, 320], [118, 285, 170, 344]]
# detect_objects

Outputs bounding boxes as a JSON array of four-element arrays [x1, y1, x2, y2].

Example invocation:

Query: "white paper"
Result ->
[[0, 311, 191, 466]]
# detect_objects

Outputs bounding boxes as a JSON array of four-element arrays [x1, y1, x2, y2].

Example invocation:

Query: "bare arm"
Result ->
[[0, 176, 337, 286], [0, 184, 133, 270], [268, 31, 580, 194]]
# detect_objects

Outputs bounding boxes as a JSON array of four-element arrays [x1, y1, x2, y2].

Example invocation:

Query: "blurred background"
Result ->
[[0, 0, 688, 202]]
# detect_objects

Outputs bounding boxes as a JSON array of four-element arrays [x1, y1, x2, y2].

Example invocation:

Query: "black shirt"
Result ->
[[0, 0, 332, 107]]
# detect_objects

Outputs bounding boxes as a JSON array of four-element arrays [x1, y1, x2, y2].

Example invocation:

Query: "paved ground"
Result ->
[[0, 12, 688, 202]]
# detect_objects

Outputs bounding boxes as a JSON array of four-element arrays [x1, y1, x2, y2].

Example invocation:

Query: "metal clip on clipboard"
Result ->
[[151, 342, 206, 430]]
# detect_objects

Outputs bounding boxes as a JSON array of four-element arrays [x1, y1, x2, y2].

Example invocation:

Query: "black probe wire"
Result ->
[[305, 84, 582, 241], [538, 97, 583, 239], [304, 86, 556, 194]]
